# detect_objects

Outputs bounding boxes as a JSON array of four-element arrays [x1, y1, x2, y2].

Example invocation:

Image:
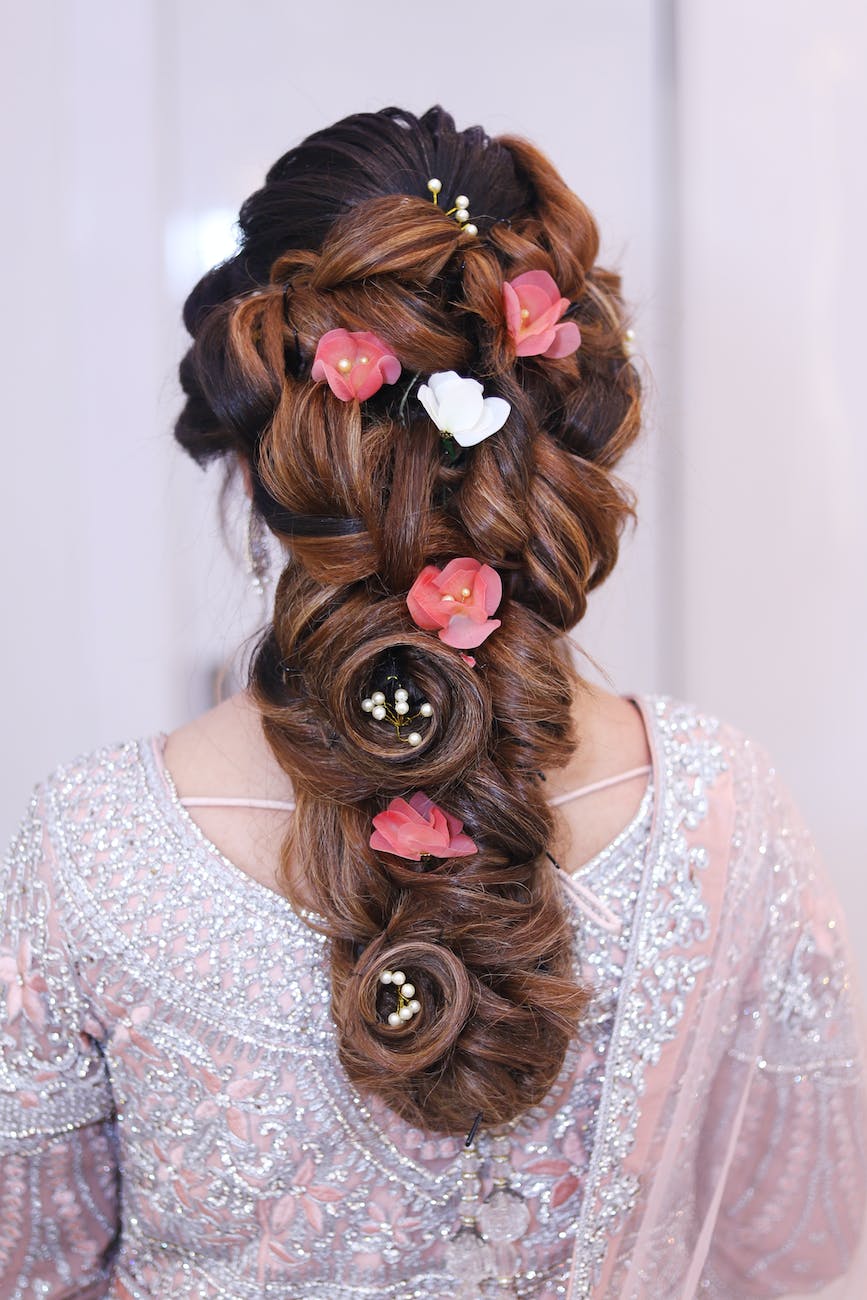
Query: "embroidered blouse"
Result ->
[[1, 696, 865, 1298]]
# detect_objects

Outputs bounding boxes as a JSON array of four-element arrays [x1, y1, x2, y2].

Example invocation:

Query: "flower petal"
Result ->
[[510, 269, 561, 302], [416, 383, 439, 426], [407, 791, 435, 818], [452, 397, 511, 447], [378, 354, 402, 385], [502, 280, 523, 336], [515, 327, 559, 358], [428, 373, 484, 433], [311, 360, 356, 401], [515, 284, 560, 324], [427, 371, 461, 401], [369, 827, 423, 861], [446, 832, 479, 857], [439, 615, 501, 649], [406, 566, 449, 629], [352, 367, 386, 401], [312, 328, 400, 402], [543, 321, 582, 358], [477, 564, 503, 616], [438, 558, 481, 590]]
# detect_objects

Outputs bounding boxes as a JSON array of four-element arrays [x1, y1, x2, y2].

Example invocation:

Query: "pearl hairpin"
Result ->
[[427, 179, 478, 237], [361, 675, 433, 747], [380, 968, 422, 1026]]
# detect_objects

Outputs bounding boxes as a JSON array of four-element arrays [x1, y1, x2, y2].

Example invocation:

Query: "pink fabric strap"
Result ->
[[179, 796, 298, 812], [548, 764, 652, 807], [178, 764, 652, 815]]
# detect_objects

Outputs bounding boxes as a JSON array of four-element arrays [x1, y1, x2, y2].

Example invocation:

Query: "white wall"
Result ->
[[1, 0, 864, 985], [676, 0, 867, 945]]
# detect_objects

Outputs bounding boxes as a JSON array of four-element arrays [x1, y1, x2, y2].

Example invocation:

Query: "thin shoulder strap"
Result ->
[[178, 765, 651, 815], [179, 795, 297, 812], [548, 764, 652, 807]]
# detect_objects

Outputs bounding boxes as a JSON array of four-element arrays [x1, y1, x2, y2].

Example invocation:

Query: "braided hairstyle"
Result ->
[[174, 106, 641, 1135]]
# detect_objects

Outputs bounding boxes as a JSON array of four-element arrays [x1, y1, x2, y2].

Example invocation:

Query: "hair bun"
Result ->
[[335, 936, 473, 1077]]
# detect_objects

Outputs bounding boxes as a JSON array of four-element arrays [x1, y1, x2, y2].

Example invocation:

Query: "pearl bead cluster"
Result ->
[[427, 178, 478, 237], [379, 968, 421, 1027], [360, 679, 433, 747]]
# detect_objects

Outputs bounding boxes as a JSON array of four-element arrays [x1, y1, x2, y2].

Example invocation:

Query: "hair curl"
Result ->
[[174, 106, 641, 1135]]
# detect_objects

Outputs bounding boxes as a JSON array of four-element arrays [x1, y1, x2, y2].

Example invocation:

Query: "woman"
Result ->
[[1, 105, 865, 1299]]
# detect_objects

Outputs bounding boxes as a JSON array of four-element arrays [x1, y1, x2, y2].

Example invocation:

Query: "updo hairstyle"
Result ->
[[174, 106, 641, 1135]]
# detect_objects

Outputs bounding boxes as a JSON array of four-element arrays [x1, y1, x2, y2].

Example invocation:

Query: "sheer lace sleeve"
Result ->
[[0, 791, 120, 1298], [699, 755, 867, 1296]]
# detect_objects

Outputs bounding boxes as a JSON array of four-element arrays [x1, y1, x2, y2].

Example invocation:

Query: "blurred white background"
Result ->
[[1, 1, 864, 981]]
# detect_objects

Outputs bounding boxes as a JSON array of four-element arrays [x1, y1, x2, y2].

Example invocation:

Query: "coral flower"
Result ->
[[407, 557, 502, 650], [502, 270, 582, 358], [311, 328, 401, 401], [370, 792, 478, 861]]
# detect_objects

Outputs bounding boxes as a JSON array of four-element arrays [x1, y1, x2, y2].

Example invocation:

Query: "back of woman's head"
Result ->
[[174, 105, 641, 1136]]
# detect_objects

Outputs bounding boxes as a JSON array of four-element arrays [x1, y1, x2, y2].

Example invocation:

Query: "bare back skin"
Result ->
[[163, 683, 652, 911]]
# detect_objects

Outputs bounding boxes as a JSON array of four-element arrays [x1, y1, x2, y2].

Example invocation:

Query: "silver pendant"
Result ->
[[443, 1224, 495, 1284], [476, 1188, 531, 1244]]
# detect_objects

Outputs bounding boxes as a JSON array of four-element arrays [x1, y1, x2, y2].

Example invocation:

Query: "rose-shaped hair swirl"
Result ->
[[335, 939, 474, 1075], [175, 106, 641, 1134]]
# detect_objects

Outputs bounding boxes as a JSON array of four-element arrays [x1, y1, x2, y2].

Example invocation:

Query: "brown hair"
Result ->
[[174, 106, 641, 1135]]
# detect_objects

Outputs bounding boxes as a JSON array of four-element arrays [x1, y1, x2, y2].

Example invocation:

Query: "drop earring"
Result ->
[[245, 506, 271, 598]]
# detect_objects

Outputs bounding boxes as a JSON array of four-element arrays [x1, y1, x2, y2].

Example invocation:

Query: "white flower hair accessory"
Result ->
[[417, 371, 511, 448]]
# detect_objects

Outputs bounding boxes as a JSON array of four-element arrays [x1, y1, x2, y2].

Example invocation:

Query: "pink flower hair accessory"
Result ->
[[311, 328, 401, 401], [502, 269, 581, 359], [406, 557, 502, 651], [370, 791, 478, 862]]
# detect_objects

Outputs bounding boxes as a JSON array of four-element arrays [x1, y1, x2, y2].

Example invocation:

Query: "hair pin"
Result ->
[[361, 675, 433, 748], [465, 1110, 484, 1147], [380, 968, 421, 1026], [426, 179, 478, 237]]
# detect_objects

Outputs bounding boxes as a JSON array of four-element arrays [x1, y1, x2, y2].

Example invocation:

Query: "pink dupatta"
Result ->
[[565, 697, 867, 1298]]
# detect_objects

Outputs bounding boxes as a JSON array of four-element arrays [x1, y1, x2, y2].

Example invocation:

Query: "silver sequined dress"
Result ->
[[1, 696, 864, 1299]]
